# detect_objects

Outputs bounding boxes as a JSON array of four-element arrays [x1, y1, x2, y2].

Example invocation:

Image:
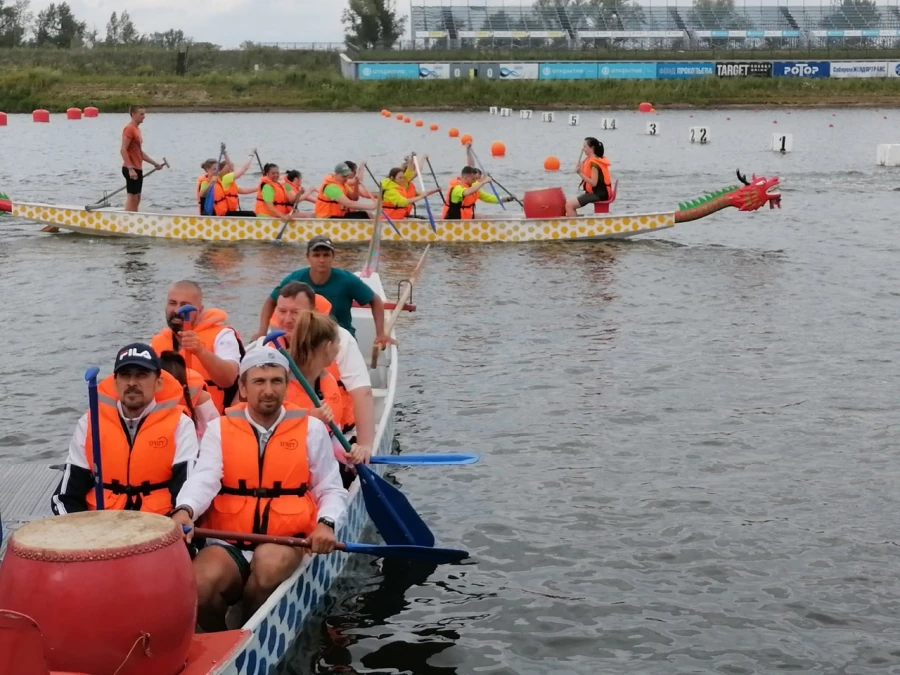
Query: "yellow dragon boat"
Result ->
[[0, 171, 781, 244]]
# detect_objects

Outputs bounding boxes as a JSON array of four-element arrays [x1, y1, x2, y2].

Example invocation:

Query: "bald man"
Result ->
[[150, 280, 244, 413]]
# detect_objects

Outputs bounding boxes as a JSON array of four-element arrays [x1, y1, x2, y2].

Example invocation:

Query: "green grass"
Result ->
[[2, 64, 900, 113]]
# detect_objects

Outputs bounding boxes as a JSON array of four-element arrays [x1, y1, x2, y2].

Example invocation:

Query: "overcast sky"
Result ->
[[27, 0, 415, 47]]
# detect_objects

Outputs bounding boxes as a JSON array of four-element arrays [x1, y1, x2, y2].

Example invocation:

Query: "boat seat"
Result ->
[[0, 610, 89, 675], [372, 388, 389, 399], [593, 180, 619, 214]]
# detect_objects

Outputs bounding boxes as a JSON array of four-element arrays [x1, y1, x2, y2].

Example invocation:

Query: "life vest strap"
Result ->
[[103, 479, 169, 496], [220, 479, 309, 498]]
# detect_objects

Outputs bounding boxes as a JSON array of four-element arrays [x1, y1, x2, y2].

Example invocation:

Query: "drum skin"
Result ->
[[523, 187, 566, 219], [0, 511, 196, 675]]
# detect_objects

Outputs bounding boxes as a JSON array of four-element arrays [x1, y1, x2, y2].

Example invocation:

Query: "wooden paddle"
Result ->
[[190, 528, 468, 563], [371, 244, 430, 369]]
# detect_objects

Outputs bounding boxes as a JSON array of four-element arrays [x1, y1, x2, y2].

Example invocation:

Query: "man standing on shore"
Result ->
[[121, 105, 164, 212]]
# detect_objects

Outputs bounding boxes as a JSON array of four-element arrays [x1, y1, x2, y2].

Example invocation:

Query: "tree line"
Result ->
[[0, 0, 212, 49]]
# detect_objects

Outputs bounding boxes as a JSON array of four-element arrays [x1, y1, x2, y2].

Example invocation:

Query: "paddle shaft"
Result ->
[[85, 370, 105, 510], [411, 154, 437, 232], [362, 192, 384, 277], [86, 158, 169, 209], [363, 164, 404, 238], [425, 157, 447, 205], [470, 147, 506, 211], [195, 528, 341, 551], [370, 244, 430, 369], [489, 176, 524, 208]]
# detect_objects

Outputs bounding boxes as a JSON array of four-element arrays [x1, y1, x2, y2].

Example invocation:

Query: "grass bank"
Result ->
[[2, 68, 900, 113]]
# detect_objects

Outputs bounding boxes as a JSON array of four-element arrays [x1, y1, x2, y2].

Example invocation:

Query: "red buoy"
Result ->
[[32, 109, 49, 123], [66, 107, 82, 120], [0, 112, 7, 127], [523, 187, 566, 219], [0, 511, 196, 675], [84, 106, 99, 118]]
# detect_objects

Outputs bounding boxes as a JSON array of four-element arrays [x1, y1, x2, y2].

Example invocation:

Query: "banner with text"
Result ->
[[891, 62, 900, 78], [539, 62, 599, 80], [358, 63, 419, 80], [656, 62, 715, 79], [773, 61, 830, 78], [499, 63, 540, 80], [419, 64, 450, 79], [830, 61, 889, 78], [715, 61, 772, 77], [598, 62, 657, 79]]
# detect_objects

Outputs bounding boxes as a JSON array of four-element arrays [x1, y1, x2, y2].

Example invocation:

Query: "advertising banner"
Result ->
[[477, 63, 502, 79], [715, 61, 772, 77], [891, 62, 900, 78], [830, 61, 888, 78], [773, 61, 830, 78], [358, 63, 418, 80], [418, 64, 450, 79], [449, 64, 477, 79], [539, 62, 599, 80], [579, 30, 683, 38], [597, 62, 657, 79], [499, 63, 540, 80], [656, 62, 715, 79]]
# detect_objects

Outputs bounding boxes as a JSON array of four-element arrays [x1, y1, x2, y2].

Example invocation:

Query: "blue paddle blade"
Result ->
[[357, 463, 435, 547], [370, 453, 480, 466], [83, 366, 100, 383], [343, 541, 469, 563]]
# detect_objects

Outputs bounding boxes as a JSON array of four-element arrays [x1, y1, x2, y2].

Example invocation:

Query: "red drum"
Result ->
[[0, 511, 196, 675], [523, 187, 566, 219]]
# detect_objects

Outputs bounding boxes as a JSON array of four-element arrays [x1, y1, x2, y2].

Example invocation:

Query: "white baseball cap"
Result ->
[[239, 347, 290, 377]]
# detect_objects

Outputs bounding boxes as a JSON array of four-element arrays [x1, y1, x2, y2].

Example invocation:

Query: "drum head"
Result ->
[[13, 511, 176, 553]]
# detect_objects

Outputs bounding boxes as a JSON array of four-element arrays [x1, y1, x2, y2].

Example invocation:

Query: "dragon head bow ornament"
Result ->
[[675, 170, 781, 223]]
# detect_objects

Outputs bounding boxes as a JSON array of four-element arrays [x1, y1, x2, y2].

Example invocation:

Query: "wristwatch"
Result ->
[[169, 504, 194, 519], [317, 517, 335, 530]]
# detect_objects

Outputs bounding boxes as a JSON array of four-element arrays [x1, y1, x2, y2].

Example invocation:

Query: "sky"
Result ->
[[26, 0, 414, 48]]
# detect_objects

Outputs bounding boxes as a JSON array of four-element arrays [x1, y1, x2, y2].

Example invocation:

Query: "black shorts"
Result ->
[[225, 210, 256, 217], [122, 167, 143, 195], [577, 191, 607, 207], [331, 211, 370, 219]]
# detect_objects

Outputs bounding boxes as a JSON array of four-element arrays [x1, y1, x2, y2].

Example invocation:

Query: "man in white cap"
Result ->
[[171, 348, 347, 632]]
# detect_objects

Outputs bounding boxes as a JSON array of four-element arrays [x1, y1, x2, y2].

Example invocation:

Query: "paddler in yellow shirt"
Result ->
[[197, 148, 258, 217], [380, 167, 440, 221]]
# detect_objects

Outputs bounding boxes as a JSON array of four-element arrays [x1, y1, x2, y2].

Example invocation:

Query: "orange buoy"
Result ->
[[543, 156, 561, 171], [460, 133, 473, 145], [66, 107, 82, 120], [491, 141, 506, 157], [415, 120, 423, 127], [430, 123, 438, 131], [449, 127, 459, 138], [381, 109, 389, 116], [0, 112, 7, 126], [0, 511, 196, 675], [404, 117, 411, 124], [396, 113, 403, 120], [84, 106, 99, 118], [638, 102, 653, 113], [32, 109, 49, 123]]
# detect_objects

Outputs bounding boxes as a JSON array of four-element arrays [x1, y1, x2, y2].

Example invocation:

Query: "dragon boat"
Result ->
[[0, 171, 781, 244]]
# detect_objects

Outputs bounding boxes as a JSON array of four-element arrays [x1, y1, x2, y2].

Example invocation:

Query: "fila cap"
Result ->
[[114, 343, 162, 373]]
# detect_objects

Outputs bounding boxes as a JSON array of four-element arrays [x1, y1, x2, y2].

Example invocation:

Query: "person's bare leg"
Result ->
[[242, 543, 306, 620], [193, 546, 244, 632], [564, 197, 580, 217], [125, 194, 139, 212]]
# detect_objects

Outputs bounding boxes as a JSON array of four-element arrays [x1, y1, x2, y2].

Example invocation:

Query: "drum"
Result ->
[[0, 511, 196, 675], [523, 187, 566, 219]]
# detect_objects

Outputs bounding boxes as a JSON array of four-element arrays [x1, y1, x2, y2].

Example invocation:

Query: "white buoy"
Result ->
[[489, 106, 498, 116], [771, 133, 793, 153], [520, 109, 533, 120], [601, 118, 617, 130], [500, 107, 512, 117], [646, 121, 660, 136], [877, 144, 900, 166], [568, 113, 580, 127], [542, 112, 555, 123], [689, 127, 710, 144]]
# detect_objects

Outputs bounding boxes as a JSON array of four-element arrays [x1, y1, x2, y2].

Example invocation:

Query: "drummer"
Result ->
[[565, 137, 612, 216], [171, 348, 347, 632], [51, 343, 199, 516]]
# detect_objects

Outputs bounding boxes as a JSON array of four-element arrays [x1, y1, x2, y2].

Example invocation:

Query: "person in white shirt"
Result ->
[[171, 348, 347, 632], [150, 280, 244, 413], [51, 343, 199, 516], [247, 281, 375, 464]]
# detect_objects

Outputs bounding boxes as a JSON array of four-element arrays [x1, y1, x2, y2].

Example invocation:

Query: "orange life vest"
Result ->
[[315, 175, 348, 218], [151, 308, 243, 414], [224, 179, 240, 213], [85, 375, 184, 514], [286, 370, 349, 433], [197, 175, 229, 216], [581, 156, 612, 196], [255, 177, 293, 216], [442, 177, 478, 220], [199, 403, 316, 544], [381, 178, 415, 220]]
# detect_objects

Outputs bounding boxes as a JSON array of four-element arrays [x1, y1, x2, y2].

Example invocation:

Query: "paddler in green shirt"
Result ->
[[197, 149, 258, 217], [254, 235, 396, 349]]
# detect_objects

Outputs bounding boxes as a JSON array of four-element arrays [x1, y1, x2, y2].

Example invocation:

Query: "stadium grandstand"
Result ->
[[410, 0, 900, 50]]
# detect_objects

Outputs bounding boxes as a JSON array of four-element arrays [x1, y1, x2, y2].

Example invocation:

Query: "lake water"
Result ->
[[2, 108, 900, 674]]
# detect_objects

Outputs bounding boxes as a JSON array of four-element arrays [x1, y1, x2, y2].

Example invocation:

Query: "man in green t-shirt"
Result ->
[[255, 235, 395, 347]]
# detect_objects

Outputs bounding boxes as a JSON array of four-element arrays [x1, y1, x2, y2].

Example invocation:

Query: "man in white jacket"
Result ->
[[171, 348, 348, 632]]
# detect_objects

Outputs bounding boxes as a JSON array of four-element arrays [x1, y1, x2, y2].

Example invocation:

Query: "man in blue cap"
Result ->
[[51, 342, 199, 516]]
